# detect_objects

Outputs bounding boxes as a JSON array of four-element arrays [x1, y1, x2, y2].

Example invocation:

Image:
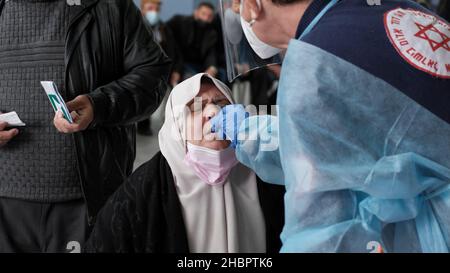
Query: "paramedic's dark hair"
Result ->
[[196, 2, 215, 12]]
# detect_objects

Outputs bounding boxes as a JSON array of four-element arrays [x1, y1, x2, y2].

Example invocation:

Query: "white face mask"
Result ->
[[240, 0, 281, 59], [145, 11, 160, 26]]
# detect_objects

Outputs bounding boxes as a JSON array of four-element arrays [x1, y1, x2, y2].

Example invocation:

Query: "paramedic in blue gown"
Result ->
[[213, 0, 450, 252]]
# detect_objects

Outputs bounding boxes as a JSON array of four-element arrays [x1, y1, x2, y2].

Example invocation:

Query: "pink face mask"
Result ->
[[184, 142, 239, 186]]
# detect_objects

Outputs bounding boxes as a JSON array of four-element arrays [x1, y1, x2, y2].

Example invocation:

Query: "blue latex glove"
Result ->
[[210, 104, 250, 148]]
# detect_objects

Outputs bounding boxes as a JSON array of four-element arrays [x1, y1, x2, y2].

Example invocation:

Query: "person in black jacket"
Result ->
[[167, 2, 219, 79], [138, 0, 182, 136], [85, 73, 285, 253], [0, 0, 170, 252]]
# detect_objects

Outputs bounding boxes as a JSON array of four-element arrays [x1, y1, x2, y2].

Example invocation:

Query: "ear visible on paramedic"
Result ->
[[242, 0, 261, 22]]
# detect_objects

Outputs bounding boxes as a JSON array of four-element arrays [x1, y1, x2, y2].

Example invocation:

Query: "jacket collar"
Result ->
[[0, 0, 5, 14], [65, 0, 98, 94], [295, 0, 333, 39], [67, 0, 98, 28], [65, 0, 98, 60]]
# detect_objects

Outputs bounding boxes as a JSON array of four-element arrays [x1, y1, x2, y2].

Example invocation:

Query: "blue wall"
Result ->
[[134, 0, 219, 22], [134, 0, 195, 22]]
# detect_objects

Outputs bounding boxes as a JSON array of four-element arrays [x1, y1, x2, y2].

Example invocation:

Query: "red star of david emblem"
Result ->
[[414, 22, 450, 52]]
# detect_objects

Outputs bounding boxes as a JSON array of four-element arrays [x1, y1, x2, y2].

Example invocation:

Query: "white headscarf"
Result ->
[[159, 73, 266, 253]]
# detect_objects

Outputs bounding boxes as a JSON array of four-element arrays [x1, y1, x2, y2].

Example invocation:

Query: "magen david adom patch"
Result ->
[[384, 8, 450, 79]]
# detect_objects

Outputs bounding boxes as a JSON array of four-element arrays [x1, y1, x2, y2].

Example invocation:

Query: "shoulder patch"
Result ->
[[384, 8, 450, 79]]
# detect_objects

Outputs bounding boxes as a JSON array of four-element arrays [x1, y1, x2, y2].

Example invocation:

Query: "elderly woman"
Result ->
[[84, 73, 284, 253]]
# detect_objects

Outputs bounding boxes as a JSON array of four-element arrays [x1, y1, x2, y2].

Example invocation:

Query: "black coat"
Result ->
[[84, 152, 285, 253], [0, 0, 171, 223]]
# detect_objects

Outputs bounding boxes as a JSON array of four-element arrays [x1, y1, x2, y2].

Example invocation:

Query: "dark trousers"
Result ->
[[0, 198, 88, 253]]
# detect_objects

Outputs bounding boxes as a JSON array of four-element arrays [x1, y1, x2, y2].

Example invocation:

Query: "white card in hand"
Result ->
[[40, 81, 73, 124], [0, 111, 26, 127]]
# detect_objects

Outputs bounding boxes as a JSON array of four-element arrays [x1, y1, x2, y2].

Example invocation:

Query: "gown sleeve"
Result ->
[[236, 115, 285, 186]]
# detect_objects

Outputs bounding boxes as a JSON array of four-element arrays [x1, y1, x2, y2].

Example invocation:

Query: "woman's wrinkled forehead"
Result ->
[[198, 76, 233, 102], [170, 74, 234, 108], [188, 82, 231, 106]]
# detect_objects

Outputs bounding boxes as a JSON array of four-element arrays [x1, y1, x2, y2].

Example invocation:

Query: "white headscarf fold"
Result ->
[[159, 73, 266, 253]]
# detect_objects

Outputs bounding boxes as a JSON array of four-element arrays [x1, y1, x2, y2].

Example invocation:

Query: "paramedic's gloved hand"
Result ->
[[211, 104, 249, 148]]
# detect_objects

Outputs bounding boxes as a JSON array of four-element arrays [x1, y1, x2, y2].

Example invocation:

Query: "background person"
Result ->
[[138, 0, 182, 136], [167, 2, 219, 79], [0, 0, 170, 252]]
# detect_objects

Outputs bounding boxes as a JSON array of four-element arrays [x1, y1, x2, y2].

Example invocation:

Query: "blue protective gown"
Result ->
[[236, 0, 450, 252]]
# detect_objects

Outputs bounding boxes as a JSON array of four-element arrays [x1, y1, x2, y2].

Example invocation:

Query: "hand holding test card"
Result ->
[[41, 81, 74, 124], [0, 111, 26, 127], [42, 81, 94, 134], [0, 112, 21, 147]]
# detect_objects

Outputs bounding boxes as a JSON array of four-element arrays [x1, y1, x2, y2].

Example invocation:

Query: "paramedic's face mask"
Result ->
[[185, 83, 231, 151], [240, 0, 282, 59]]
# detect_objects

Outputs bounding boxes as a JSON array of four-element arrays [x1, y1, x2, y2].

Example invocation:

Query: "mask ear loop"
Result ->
[[251, 0, 262, 27], [241, 0, 260, 27]]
